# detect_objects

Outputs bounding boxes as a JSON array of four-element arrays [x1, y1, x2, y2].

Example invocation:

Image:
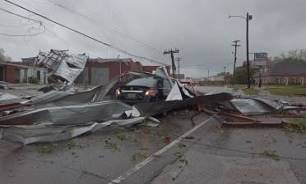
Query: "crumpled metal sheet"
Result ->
[[0, 101, 137, 126], [0, 93, 26, 105], [0, 123, 96, 145], [251, 98, 283, 110], [230, 98, 276, 115], [166, 82, 183, 101], [37, 50, 88, 84], [0, 93, 19, 101], [0, 117, 146, 145], [177, 80, 194, 98], [30, 89, 75, 105], [54, 54, 88, 83], [30, 72, 148, 107], [136, 92, 233, 116]]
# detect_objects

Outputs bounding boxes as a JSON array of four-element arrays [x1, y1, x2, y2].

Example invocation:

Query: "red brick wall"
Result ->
[[84, 59, 171, 85], [5, 66, 19, 83], [86, 60, 144, 82]]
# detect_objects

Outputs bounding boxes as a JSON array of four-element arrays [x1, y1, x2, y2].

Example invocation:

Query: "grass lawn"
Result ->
[[228, 84, 259, 95], [264, 85, 306, 96], [228, 84, 247, 91], [241, 88, 259, 95]]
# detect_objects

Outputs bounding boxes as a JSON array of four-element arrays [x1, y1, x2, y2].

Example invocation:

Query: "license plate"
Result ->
[[127, 93, 137, 99]]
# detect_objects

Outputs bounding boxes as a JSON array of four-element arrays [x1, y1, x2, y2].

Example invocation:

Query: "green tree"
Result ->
[[232, 66, 256, 84]]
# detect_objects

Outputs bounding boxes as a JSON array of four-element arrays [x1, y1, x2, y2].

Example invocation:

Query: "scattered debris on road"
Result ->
[[0, 66, 305, 145]]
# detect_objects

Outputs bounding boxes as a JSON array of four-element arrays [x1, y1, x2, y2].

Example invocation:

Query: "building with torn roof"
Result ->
[[20, 50, 174, 86]]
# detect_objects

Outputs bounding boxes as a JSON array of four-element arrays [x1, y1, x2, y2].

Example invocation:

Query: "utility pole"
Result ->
[[232, 40, 240, 75], [229, 12, 253, 88], [163, 49, 179, 77], [246, 12, 252, 89], [224, 66, 227, 84], [176, 57, 181, 77]]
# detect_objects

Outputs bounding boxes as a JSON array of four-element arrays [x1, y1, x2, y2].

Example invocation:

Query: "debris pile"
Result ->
[[199, 95, 306, 126], [0, 66, 221, 144], [0, 62, 305, 145]]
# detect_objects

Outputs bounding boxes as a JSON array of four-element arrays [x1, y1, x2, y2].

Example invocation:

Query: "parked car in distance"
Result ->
[[115, 76, 172, 104]]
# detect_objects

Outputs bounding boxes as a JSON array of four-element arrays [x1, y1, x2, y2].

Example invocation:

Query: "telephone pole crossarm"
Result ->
[[163, 48, 180, 77]]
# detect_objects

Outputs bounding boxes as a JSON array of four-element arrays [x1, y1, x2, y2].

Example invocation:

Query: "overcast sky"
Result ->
[[0, 0, 306, 77]]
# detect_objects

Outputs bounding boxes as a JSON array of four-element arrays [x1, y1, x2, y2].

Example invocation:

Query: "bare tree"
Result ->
[[278, 49, 306, 62]]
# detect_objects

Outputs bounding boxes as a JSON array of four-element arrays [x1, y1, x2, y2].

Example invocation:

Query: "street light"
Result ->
[[229, 12, 253, 88]]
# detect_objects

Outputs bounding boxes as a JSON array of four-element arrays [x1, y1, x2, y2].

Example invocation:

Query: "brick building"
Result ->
[[254, 60, 306, 85], [76, 58, 144, 85], [75, 58, 173, 86], [0, 62, 47, 84]]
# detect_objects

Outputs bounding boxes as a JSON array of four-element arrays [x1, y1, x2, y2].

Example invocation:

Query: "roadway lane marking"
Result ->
[[109, 117, 214, 184]]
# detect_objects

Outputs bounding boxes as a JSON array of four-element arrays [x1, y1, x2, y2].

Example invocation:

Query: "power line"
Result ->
[[45, 0, 163, 54], [3, 0, 166, 65], [0, 6, 45, 37], [0, 25, 46, 37], [0, 7, 42, 24]]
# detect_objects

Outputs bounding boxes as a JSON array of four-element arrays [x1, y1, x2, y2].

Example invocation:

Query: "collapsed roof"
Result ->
[[37, 49, 88, 84]]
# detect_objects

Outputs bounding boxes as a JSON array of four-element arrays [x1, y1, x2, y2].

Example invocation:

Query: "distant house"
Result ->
[[0, 62, 48, 84], [254, 60, 306, 85]]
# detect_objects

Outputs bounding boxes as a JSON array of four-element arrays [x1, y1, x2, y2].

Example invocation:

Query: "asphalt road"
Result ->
[[0, 110, 209, 184]]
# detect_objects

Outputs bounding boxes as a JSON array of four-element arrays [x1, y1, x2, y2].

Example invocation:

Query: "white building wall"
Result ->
[[19, 67, 48, 84]]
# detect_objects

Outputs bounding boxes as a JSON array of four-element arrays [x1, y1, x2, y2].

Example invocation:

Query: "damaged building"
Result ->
[[75, 58, 171, 86]]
